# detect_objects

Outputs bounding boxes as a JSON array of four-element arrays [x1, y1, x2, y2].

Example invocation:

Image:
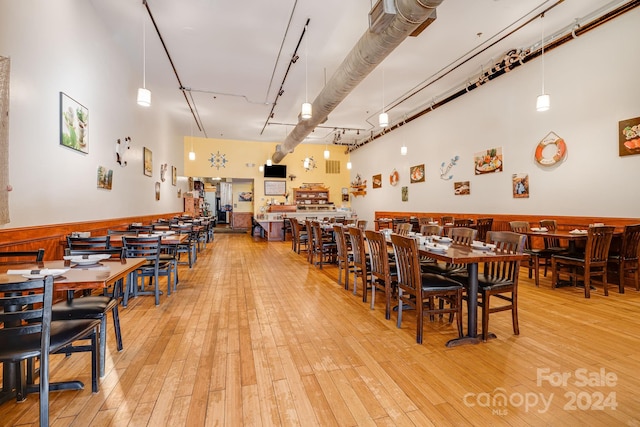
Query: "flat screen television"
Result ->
[[263, 164, 287, 178]]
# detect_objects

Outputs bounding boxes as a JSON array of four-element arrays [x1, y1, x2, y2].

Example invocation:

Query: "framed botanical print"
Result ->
[[60, 92, 89, 154], [172, 166, 177, 186]]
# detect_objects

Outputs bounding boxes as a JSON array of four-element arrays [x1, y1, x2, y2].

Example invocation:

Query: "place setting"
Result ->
[[63, 254, 112, 268]]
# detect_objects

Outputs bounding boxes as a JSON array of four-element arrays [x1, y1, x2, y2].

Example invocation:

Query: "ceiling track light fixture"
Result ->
[[379, 67, 388, 127], [137, 6, 151, 107], [301, 22, 312, 120], [536, 13, 550, 112]]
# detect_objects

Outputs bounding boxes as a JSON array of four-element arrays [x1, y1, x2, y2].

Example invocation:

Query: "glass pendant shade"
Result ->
[[188, 150, 196, 161], [400, 145, 407, 156], [266, 159, 273, 167], [301, 102, 312, 120], [258, 165, 264, 172], [137, 88, 151, 107], [346, 161, 352, 170], [323, 149, 330, 159], [379, 112, 389, 128], [536, 94, 550, 112]]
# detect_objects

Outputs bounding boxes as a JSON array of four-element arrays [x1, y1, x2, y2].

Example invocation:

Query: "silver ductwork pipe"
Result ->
[[272, 0, 444, 163]]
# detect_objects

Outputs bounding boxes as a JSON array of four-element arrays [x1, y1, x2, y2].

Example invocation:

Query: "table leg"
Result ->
[[446, 262, 481, 347]]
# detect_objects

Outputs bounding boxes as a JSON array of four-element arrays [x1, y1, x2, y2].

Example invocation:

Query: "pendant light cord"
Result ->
[[305, 23, 309, 103], [381, 68, 385, 113], [142, 15, 146, 89], [540, 13, 545, 94]]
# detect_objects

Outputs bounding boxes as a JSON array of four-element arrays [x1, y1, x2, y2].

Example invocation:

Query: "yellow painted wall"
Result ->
[[233, 180, 254, 213], [184, 137, 351, 214]]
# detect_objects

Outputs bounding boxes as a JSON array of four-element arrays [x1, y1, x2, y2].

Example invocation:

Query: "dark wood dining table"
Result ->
[[0, 257, 146, 403], [418, 243, 529, 347], [524, 228, 622, 254]]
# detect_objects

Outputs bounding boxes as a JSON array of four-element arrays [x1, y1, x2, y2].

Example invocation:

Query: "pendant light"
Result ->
[[346, 161, 352, 170], [188, 120, 195, 160], [137, 8, 151, 107], [400, 145, 407, 156], [323, 145, 330, 159], [266, 158, 273, 167], [379, 68, 388, 127], [536, 13, 550, 112], [301, 23, 312, 120]]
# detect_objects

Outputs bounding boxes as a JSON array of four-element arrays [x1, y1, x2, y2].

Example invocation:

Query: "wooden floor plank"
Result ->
[[2, 233, 640, 426]]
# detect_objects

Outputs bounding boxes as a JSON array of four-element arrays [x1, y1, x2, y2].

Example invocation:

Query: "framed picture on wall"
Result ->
[[60, 92, 89, 154], [264, 180, 286, 196], [171, 166, 177, 186], [619, 116, 640, 156], [143, 147, 153, 177]]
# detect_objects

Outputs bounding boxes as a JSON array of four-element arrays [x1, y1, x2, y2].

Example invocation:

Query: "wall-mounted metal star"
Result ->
[[209, 151, 228, 170]]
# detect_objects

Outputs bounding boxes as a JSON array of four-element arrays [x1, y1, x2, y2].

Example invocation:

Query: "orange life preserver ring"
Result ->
[[535, 137, 566, 166]]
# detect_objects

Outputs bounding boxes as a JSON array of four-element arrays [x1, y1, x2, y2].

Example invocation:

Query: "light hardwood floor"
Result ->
[[2, 233, 640, 426]]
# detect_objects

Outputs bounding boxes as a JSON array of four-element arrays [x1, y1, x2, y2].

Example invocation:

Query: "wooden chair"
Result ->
[[309, 221, 336, 269], [347, 226, 371, 301], [453, 218, 472, 227], [0, 276, 100, 425], [551, 225, 615, 298], [390, 234, 463, 345], [538, 219, 568, 276], [418, 217, 433, 227], [365, 230, 397, 319], [395, 222, 412, 236], [608, 224, 640, 292], [333, 224, 353, 290], [509, 221, 543, 287], [441, 216, 454, 225], [474, 217, 493, 242], [422, 227, 476, 276], [475, 231, 527, 342], [419, 224, 442, 236], [289, 217, 308, 254]]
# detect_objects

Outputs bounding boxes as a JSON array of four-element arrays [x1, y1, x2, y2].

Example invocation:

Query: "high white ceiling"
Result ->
[[90, 0, 624, 148]]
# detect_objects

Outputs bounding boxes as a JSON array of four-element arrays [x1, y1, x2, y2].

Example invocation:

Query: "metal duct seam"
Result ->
[[271, 0, 444, 163]]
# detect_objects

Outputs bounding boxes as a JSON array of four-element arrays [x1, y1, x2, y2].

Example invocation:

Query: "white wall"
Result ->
[[350, 8, 640, 227], [0, 0, 187, 229]]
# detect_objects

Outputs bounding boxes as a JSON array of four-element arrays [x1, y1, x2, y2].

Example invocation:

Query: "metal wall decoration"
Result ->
[[440, 156, 459, 180], [115, 136, 130, 166], [209, 150, 228, 169]]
